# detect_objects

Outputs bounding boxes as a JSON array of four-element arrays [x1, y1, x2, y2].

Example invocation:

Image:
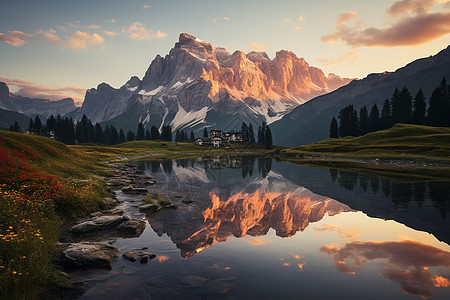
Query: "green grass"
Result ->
[[0, 130, 111, 299], [285, 124, 450, 161], [281, 124, 450, 181]]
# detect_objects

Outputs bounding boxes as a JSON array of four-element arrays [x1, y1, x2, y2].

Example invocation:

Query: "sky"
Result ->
[[0, 0, 449, 104]]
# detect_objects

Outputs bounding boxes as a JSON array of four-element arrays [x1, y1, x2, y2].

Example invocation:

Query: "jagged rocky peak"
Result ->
[[0, 82, 10, 98], [246, 51, 270, 62], [175, 32, 213, 53], [126, 76, 140, 88]]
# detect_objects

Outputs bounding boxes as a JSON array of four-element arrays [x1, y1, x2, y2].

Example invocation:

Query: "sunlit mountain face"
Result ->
[[83, 157, 449, 300]]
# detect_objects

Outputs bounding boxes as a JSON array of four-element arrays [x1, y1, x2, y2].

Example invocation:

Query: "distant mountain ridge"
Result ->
[[69, 33, 352, 133], [0, 82, 77, 120], [272, 45, 450, 147]]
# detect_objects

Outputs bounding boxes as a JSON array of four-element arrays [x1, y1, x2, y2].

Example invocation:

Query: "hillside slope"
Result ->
[[272, 45, 450, 147]]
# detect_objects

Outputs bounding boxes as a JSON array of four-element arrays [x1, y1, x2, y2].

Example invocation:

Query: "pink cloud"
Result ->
[[64, 31, 104, 49], [102, 30, 118, 37], [387, 0, 436, 16], [122, 22, 167, 41], [336, 12, 356, 25], [320, 240, 450, 298], [0, 31, 33, 47], [322, 11, 450, 47]]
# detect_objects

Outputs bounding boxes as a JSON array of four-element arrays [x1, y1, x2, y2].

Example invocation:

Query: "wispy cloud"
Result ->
[[212, 17, 231, 23], [246, 43, 268, 52], [142, 4, 151, 10], [322, 0, 450, 47], [0, 31, 33, 47], [281, 13, 305, 30], [0, 77, 86, 103], [38, 29, 105, 49], [105, 19, 116, 23], [85, 24, 100, 30], [316, 49, 361, 67], [102, 30, 118, 37], [122, 22, 167, 40]]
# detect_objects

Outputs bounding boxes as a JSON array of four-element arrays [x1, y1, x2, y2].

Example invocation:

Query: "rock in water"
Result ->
[[59, 242, 118, 269]]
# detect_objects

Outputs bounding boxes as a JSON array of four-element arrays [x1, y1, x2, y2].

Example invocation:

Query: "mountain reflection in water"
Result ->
[[128, 157, 450, 299]]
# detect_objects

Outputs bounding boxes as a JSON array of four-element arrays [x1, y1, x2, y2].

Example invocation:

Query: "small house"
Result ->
[[195, 137, 211, 146]]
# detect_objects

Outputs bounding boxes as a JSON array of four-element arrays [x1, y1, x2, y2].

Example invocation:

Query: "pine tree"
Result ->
[[399, 87, 412, 124], [175, 130, 181, 142], [359, 106, 370, 135], [34, 115, 43, 135], [338, 105, 359, 137], [241, 122, 249, 144], [248, 123, 255, 144], [258, 122, 267, 145], [46, 115, 56, 132], [28, 118, 34, 133], [13, 121, 20, 132], [203, 127, 208, 138], [145, 129, 151, 140], [380, 99, 392, 129], [264, 126, 273, 149], [427, 77, 448, 126], [8, 124, 14, 132], [412, 89, 426, 125], [110, 126, 119, 145], [184, 131, 188, 142], [329, 117, 338, 138], [136, 122, 145, 140], [390, 88, 401, 124], [94, 123, 103, 143], [369, 103, 380, 132], [119, 129, 126, 144], [126, 130, 135, 141], [103, 125, 110, 145], [151, 126, 160, 140], [190, 130, 195, 142]]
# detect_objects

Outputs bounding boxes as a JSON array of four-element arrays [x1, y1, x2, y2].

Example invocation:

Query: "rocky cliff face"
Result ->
[[74, 33, 352, 132], [0, 82, 77, 120]]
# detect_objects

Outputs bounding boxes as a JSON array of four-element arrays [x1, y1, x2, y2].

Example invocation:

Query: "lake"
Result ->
[[76, 157, 450, 299]]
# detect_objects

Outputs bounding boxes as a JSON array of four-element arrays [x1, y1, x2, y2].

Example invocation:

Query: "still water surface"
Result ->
[[78, 157, 450, 299]]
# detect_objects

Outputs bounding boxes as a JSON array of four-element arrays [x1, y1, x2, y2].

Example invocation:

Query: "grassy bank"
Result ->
[[280, 124, 450, 181], [74, 140, 273, 161], [0, 131, 110, 298]]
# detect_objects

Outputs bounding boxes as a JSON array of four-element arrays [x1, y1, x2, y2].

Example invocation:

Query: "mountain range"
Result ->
[[272, 45, 450, 146], [1, 33, 449, 147], [68, 33, 352, 133], [0, 82, 77, 124]]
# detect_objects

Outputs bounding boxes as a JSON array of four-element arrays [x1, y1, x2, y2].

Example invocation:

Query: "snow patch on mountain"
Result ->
[[170, 104, 209, 130]]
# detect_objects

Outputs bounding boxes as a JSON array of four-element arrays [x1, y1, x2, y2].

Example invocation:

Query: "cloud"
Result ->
[[105, 19, 116, 23], [0, 31, 33, 47], [85, 24, 100, 30], [42, 32, 62, 43], [320, 240, 450, 299], [0, 77, 86, 103], [64, 31, 104, 49], [387, 0, 436, 16], [38, 29, 104, 49], [314, 223, 361, 239], [336, 12, 356, 25], [212, 17, 231, 23], [56, 25, 67, 32], [122, 22, 167, 40], [298, 15, 304, 22], [247, 238, 269, 245], [142, 4, 151, 9], [247, 43, 268, 52], [323, 2, 450, 47], [316, 49, 361, 67], [102, 30, 118, 37]]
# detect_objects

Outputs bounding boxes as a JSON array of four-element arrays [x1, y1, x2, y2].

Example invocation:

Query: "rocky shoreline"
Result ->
[[57, 160, 183, 298]]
